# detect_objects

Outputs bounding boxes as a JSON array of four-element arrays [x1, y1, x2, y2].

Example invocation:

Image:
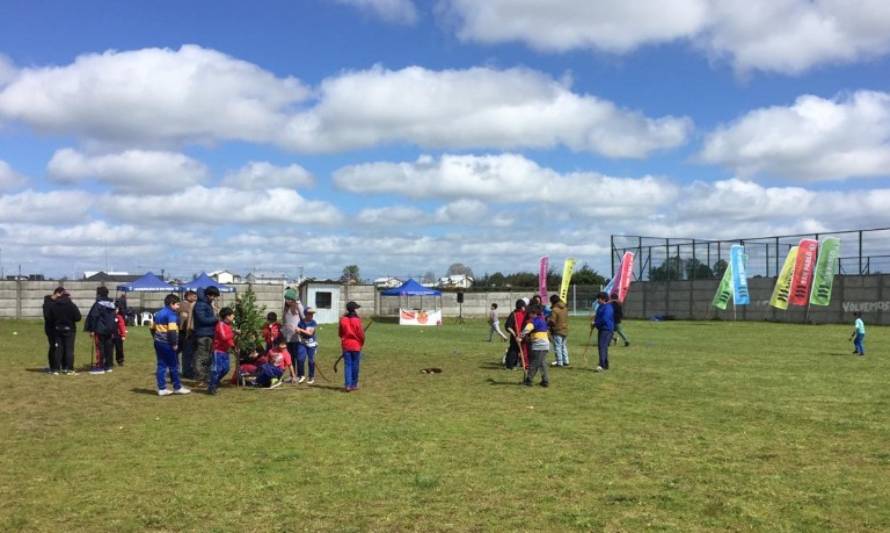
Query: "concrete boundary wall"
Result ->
[[621, 274, 890, 325]]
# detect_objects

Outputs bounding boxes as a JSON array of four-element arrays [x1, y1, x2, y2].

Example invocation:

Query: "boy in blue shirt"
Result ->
[[153, 294, 191, 396], [521, 304, 550, 388], [850, 312, 866, 356], [593, 292, 614, 372], [296, 307, 319, 384]]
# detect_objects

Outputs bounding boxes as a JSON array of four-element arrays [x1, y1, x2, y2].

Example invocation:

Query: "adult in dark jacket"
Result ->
[[610, 296, 630, 347], [85, 286, 117, 373], [192, 286, 220, 381], [47, 290, 82, 374], [503, 299, 528, 370], [42, 287, 64, 371]]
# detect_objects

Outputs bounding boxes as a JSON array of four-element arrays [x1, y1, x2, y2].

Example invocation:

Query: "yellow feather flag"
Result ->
[[558, 258, 576, 302], [770, 246, 799, 310]]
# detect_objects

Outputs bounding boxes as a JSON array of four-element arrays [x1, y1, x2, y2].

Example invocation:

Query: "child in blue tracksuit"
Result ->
[[153, 294, 191, 396], [593, 291, 614, 372], [850, 312, 866, 356], [296, 307, 319, 384]]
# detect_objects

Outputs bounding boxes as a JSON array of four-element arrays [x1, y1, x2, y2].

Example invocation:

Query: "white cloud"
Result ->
[[0, 189, 93, 223], [440, 0, 890, 74], [286, 66, 691, 157], [334, 153, 678, 216], [100, 186, 342, 225], [0, 160, 27, 191], [220, 161, 314, 190], [356, 205, 425, 224], [334, 0, 418, 24], [441, 0, 708, 53], [0, 48, 690, 157], [0, 45, 309, 147], [434, 199, 488, 223], [47, 148, 210, 192], [699, 91, 890, 180]]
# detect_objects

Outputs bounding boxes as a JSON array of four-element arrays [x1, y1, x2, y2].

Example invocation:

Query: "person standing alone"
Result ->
[[593, 292, 614, 372], [339, 301, 365, 392]]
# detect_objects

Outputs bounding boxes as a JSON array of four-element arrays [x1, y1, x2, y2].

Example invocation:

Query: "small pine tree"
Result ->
[[233, 285, 267, 355]]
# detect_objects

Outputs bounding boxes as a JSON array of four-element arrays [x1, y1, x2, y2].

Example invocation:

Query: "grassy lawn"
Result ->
[[0, 317, 888, 532]]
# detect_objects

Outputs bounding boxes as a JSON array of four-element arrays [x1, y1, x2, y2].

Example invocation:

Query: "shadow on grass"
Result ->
[[25, 367, 49, 373], [818, 351, 857, 357], [131, 388, 161, 395], [478, 362, 505, 370]]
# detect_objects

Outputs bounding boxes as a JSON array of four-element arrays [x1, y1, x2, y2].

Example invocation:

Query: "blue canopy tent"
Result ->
[[178, 272, 236, 293], [116, 272, 175, 293], [381, 279, 442, 315]]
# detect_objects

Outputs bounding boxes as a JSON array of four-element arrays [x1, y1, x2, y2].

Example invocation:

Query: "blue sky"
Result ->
[[1, 0, 889, 280]]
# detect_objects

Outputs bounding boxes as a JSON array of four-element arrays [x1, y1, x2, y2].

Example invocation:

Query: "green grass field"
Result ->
[[0, 317, 888, 532]]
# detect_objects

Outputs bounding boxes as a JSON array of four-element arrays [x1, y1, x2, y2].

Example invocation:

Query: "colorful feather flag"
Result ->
[[558, 258, 575, 302], [809, 237, 840, 306], [788, 238, 819, 306], [730, 245, 750, 305], [538, 256, 549, 302], [712, 262, 734, 310], [616, 252, 635, 303], [770, 246, 798, 310]]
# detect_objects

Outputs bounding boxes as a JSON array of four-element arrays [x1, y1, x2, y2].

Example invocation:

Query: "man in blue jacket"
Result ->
[[593, 291, 614, 372], [191, 286, 220, 381]]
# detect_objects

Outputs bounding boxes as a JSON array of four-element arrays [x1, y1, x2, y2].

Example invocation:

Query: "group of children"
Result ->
[[494, 291, 631, 386], [153, 287, 366, 396]]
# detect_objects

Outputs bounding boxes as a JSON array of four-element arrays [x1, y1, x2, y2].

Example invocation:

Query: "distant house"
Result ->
[[244, 272, 290, 285], [83, 271, 142, 283], [209, 270, 239, 284], [437, 274, 474, 289], [373, 276, 403, 289]]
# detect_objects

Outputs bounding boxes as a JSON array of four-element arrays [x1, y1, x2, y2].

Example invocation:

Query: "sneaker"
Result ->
[[523, 378, 533, 387], [208, 387, 218, 395], [550, 361, 561, 367], [540, 381, 549, 388], [307, 379, 315, 385], [297, 376, 306, 384], [117, 361, 124, 367], [173, 387, 191, 395], [158, 389, 173, 396], [50, 370, 60, 375], [563, 363, 570, 367], [624, 342, 630, 347], [595, 366, 604, 372], [89, 368, 105, 375], [63, 369, 78, 376], [104, 368, 113, 373], [270, 379, 283, 389]]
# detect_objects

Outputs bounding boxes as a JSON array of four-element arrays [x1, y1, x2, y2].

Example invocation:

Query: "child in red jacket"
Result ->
[[262, 312, 281, 351], [338, 301, 365, 392], [208, 307, 235, 395], [113, 305, 128, 366]]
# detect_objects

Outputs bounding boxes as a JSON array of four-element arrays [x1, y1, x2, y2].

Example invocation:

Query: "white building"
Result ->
[[209, 270, 239, 284], [437, 274, 474, 289], [373, 276, 403, 289]]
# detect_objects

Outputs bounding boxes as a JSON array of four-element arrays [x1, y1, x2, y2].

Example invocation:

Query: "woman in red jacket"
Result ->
[[338, 301, 365, 392]]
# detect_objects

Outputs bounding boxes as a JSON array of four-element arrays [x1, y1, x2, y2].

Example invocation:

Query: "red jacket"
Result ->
[[262, 322, 281, 346], [339, 315, 365, 351], [212, 321, 235, 353], [115, 314, 128, 339]]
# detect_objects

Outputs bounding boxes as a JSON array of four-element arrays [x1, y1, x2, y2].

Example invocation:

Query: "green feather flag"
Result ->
[[712, 263, 734, 310], [809, 238, 840, 306]]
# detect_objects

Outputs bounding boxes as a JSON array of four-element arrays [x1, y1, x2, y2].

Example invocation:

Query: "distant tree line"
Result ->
[[475, 263, 606, 289]]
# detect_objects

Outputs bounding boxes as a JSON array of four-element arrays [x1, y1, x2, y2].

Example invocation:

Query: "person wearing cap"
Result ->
[[192, 286, 221, 381], [282, 287, 305, 375], [339, 301, 365, 392], [295, 307, 319, 384]]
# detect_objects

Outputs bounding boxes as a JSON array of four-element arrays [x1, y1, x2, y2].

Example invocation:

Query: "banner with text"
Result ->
[[770, 246, 799, 310], [789, 238, 819, 306], [712, 263, 734, 310], [558, 258, 575, 303], [538, 256, 549, 302], [616, 251, 635, 303], [810, 237, 841, 306], [399, 309, 442, 326], [730, 245, 750, 305]]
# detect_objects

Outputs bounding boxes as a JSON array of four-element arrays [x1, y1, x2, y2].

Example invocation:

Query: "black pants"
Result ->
[[45, 330, 56, 370], [95, 333, 114, 370], [55, 329, 76, 371], [113, 337, 125, 365]]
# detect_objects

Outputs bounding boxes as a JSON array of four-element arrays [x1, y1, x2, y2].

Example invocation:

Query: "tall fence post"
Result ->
[[610, 235, 616, 280], [859, 230, 863, 275], [15, 279, 22, 319], [665, 238, 670, 317]]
